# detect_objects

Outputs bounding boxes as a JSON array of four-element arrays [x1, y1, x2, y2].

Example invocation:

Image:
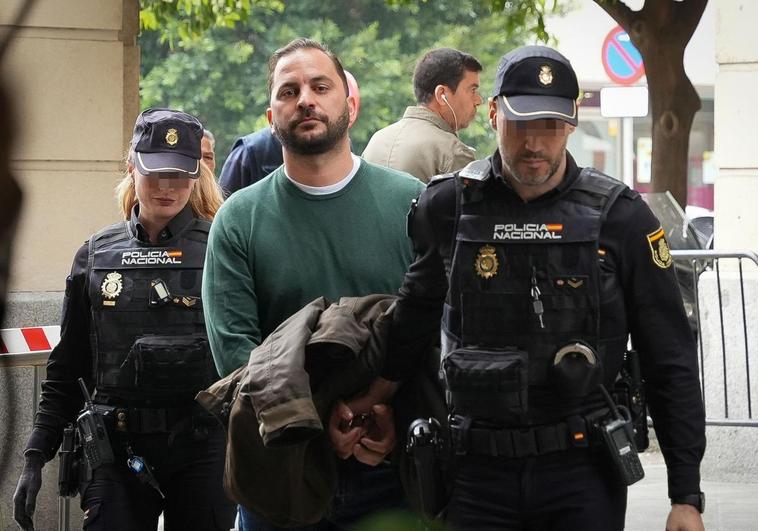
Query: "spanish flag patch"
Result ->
[[646, 227, 673, 269]]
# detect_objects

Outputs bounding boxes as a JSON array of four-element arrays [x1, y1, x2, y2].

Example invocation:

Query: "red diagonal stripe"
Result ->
[[21, 328, 51, 351], [0, 339, 7, 354], [610, 38, 643, 70]]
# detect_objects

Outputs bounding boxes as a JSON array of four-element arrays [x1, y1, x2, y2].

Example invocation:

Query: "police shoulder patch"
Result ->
[[646, 227, 673, 269]]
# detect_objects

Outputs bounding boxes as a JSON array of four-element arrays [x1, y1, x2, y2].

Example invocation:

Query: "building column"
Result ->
[[699, 0, 758, 482], [0, 1, 139, 528]]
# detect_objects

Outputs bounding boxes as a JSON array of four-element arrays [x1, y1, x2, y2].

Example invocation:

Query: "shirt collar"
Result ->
[[490, 149, 580, 202], [129, 202, 195, 243], [402, 105, 456, 135]]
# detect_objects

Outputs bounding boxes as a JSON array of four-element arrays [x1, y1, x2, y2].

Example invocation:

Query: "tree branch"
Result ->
[[593, 0, 639, 31], [673, 0, 708, 42]]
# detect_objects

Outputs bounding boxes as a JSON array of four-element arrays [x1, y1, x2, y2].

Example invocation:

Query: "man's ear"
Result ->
[[266, 108, 273, 126], [346, 95, 358, 128], [433, 84, 447, 105], [488, 98, 498, 130]]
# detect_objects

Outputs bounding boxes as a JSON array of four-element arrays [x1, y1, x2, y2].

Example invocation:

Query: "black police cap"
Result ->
[[492, 45, 579, 126], [132, 108, 203, 177]]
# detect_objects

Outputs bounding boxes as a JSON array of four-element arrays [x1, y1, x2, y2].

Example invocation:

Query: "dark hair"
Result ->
[[413, 48, 483, 104], [267, 38, 349, 96]]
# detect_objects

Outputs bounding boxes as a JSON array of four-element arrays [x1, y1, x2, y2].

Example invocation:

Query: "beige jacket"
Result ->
[[362, 105, 476, 183]]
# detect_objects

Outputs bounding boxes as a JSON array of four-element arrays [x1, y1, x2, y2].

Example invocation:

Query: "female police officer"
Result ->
[[13, 108, 236, 530]]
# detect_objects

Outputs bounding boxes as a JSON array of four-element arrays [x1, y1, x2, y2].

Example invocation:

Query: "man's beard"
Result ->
[[502, 141, 566, 187], [273, 104, 350, 155]]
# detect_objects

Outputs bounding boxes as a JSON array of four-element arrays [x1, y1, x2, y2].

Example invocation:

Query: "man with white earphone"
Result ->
[[363, 48, 482, 183]]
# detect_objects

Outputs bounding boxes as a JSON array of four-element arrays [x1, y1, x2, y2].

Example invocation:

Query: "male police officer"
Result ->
[[347, 45, 706, 530]]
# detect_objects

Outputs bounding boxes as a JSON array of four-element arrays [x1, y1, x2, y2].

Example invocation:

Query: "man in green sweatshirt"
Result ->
[[202, 38, 424, 530]]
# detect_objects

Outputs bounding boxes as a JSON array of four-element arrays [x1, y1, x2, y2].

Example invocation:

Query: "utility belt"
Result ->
[[94, 404, 212, 435], [58, 378, 216, 498], [448, 409, 609, 459], [407, 344, 648, 518], [403, 411, 612, 520], [442, 342, 647, 486], [407, 404, 644, 519]]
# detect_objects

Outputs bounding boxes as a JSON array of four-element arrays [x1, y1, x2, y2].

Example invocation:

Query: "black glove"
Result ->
[[13, 451, 44, 531]]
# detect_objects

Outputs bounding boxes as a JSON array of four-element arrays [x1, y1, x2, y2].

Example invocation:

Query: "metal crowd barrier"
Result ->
[[671, 249, 758, 428], [0, 349, 71, 531]]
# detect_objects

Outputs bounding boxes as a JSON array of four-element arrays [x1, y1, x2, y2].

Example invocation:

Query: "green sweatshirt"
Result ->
[[203, 159, 425, 376]]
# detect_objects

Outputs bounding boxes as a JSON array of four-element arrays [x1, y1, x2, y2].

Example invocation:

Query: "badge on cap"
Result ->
[[475, 245, 499, 279], [101, 271, 123, 306], [538, 65, 553, 86], [165, 128, 179, 146], [646, 227, 673, 269]]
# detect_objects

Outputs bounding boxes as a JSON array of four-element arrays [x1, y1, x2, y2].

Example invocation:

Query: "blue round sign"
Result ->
[[602, 26, 645, 85]]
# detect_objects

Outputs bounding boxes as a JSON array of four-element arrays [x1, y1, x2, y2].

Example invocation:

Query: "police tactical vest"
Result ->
[[441, 159, 629, 424], [86, 219, 215, 406]]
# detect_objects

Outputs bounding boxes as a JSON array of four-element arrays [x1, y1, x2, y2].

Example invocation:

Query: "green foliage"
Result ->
[[488, 0, 561, 42], [140, 0, 284, 47], [140, 0, 561, 169]]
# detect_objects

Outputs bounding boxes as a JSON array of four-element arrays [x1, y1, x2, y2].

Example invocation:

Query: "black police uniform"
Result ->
[[383, 152, 706, 530], [25, 204, 236, 530]]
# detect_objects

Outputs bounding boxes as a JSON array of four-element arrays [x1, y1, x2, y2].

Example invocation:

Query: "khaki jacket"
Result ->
[[362, 106, 476, 183], [197, 294, 445, 526]]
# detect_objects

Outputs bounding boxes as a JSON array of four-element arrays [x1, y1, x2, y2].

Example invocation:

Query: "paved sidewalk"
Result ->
[[626, 450, 758, 531]]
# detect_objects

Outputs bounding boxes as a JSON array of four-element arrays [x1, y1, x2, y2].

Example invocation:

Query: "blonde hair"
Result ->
[[116, 148, 224, 221]]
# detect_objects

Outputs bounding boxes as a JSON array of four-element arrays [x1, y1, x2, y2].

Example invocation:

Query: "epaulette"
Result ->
[[188, 218, 211, 234], [90, 221, 130, 251], [428, 172, 456, 188], [572, 167, 631, 223], [575, 167, 640, 201], [184, 218, 212, 243], [457, 159, 492, 182], [620, 187, 640, 200]]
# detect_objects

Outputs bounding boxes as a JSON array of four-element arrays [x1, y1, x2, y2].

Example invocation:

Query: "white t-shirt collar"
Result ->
[[284, 154, 361, 195]]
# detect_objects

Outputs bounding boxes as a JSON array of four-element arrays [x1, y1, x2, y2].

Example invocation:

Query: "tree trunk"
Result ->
[[642, 23, 701, 206], [597, 0, 707, 207]]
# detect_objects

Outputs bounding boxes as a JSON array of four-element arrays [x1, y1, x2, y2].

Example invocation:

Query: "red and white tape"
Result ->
[[0, 326, 61, 354]]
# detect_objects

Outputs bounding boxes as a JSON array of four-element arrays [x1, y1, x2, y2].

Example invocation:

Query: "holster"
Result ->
[[612, 350, 649, 451], [406, 418, 447, 519], [58, 424, 82, 497]]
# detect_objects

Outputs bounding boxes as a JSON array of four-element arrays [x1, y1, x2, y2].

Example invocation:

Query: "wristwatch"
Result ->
[[671, 492, 705, 513]]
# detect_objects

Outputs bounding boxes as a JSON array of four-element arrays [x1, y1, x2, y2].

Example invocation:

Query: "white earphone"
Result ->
[[440, 92, 458, 133]]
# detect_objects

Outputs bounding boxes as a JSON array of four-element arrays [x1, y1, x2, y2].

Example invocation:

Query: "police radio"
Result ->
[[599, 385, 645, 486], [76, 378, 115, 470]]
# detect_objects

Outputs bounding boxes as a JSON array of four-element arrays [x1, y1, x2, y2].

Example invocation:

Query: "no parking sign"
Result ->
[[602, 26, 645, 85]]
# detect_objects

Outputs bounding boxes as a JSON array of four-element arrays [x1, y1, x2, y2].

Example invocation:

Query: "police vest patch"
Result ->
[[100, 271, 123, 306], [475, 245, 499, 279], [646, 227, 673, 269]]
